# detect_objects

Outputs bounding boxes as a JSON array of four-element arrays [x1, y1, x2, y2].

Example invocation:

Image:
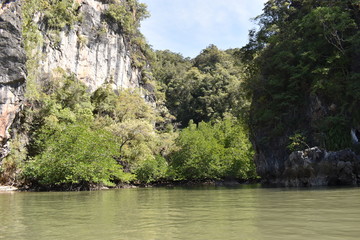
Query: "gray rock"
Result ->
[[0, 0, 26, 158], [282, 147, 360, 186]]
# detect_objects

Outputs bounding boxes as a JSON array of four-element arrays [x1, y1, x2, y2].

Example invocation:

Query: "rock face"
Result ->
[[37, 0, 143, 92], [252, 130, 289, 181], [0, 0, 26, 158], [252, 92, 347, 186], [281, 147, 360, 187]]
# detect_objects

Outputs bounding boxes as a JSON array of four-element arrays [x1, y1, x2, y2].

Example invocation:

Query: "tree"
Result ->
[[170, 117, 256, 180], [92, 88, 177, 183], [105, 0, 150, 36], [24, 124, 132, 188]]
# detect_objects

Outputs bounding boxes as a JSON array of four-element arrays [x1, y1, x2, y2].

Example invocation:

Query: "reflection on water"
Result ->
[[1, 185, 360, 240]]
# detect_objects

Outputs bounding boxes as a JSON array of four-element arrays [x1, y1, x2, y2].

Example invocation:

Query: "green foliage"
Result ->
[[152, 45, 249, 126], [19, 70, 177, 187], [105, 0, 149, 36], [0, 135, 27, 185], [21, 71, 128, 187], [91, 87, 177, 183], [287, 133, 309, 152], [23, 0, 80, 34], [91, 83, 118, 117], [170, 117, 256, 180], [24, 124, 132, 187], [134, 155, 168, 183], [106, 3, 129, 31], [151, 50, 191, 104], [316, 115, 351, 151], [92, 88, 155, 123], [29, 72, 94, 154], [42, 0, 81, 30]]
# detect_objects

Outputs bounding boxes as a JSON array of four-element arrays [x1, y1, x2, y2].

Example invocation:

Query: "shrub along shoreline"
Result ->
[[12, 177, 261, 192]]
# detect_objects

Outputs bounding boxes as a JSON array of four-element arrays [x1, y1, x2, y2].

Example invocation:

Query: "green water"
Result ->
[[1, 185, 360, 240]]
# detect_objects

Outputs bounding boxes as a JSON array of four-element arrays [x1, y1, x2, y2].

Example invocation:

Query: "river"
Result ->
[[0, 185, 359, 240]]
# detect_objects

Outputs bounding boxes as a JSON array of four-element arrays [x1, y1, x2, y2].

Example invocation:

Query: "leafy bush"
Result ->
[[170, 117, 256, 180], [105, 0, 149, 36], [22, 72, 134, 188], [91, 86, 177, 183], [43, 0, 81, 30], [0, 135, 28, 185], [316, 115, 351, 151], [134, 155, 168, 183], [287, 133, 310, 152], [23, 124, 133, 187]]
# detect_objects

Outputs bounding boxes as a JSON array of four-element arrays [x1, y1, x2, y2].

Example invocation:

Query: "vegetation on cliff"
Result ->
[[243, 0, 360, 153], [105, 0, 153, 68]]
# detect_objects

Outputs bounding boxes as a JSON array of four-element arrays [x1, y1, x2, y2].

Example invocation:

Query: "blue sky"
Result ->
[[140, 0, 267, 58]]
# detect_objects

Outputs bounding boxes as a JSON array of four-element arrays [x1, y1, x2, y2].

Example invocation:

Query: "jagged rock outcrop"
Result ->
[[37, 0, 143, 92], [281, 147, 360, 187], [0, 0, 26, 158]]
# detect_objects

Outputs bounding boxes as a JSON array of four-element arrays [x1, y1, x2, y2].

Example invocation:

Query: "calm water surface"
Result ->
[[0, 185, 359, 240]]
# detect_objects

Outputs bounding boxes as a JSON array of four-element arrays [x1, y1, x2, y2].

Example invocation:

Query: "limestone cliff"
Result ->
[[0, 0, 26, 158], [36, 0, 143, 92]]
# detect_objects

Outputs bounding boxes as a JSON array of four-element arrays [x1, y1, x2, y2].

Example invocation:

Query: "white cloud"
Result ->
[[140, 0, 267, 58]]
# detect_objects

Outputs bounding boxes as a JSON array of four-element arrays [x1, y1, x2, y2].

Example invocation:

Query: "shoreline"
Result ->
[[0, 185, 18, 192], [2, 178, 359, 192], [0, 178, 261, 192]]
